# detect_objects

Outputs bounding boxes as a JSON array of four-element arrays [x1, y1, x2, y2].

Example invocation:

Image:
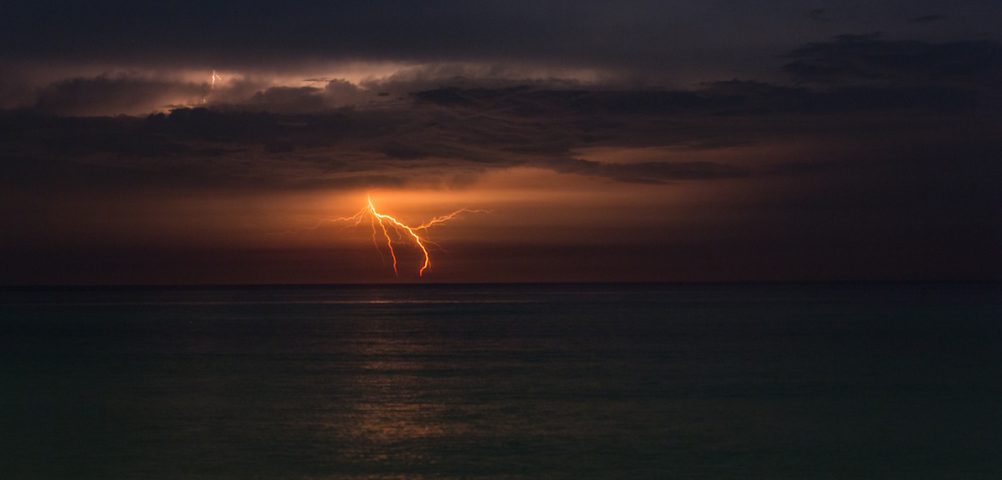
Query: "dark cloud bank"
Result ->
[[4, 36, 999, 187], [1, 34, 1000, 282]]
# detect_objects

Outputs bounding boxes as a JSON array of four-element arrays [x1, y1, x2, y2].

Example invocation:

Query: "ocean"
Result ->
[[1, 283, 1000, 479]]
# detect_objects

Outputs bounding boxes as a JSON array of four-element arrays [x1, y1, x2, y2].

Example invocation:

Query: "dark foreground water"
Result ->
[[1, 283, 1000, 479]]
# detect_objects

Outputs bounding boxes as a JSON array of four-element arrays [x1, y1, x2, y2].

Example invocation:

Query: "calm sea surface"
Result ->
[[1, 283, 1000, 479]]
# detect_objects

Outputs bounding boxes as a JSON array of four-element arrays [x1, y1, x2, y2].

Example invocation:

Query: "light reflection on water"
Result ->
[[1, 283, 1001, 479]]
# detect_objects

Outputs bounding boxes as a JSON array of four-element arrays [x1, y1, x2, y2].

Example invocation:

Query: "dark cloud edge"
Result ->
[[0, 35, 999, 189]]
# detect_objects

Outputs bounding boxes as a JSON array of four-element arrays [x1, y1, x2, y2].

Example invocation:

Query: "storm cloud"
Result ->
[[1, 0, 1000, 282], [3, 34, 998, 192]]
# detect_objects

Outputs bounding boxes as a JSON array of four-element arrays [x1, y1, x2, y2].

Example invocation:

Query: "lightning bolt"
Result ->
[[336, 195, 485, 278], [201, 70, 224, 104]]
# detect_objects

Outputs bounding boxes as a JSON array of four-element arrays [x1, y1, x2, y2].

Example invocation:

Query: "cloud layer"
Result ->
[[1, 31, 1000, 282], [4, 36, 999, 190]]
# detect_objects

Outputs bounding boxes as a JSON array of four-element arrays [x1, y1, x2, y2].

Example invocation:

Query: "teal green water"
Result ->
[[1, 283, 1000, 479]]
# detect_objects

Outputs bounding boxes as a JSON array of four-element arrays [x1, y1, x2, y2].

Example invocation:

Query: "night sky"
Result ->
[[1, 1, 1000, 284]]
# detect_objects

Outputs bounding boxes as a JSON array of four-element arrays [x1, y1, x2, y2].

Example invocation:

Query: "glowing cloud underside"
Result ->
[[336, 195, 484, 277]]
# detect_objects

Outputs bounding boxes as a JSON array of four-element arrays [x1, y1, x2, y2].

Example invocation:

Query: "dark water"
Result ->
[[1, 283, 1000, 479]]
